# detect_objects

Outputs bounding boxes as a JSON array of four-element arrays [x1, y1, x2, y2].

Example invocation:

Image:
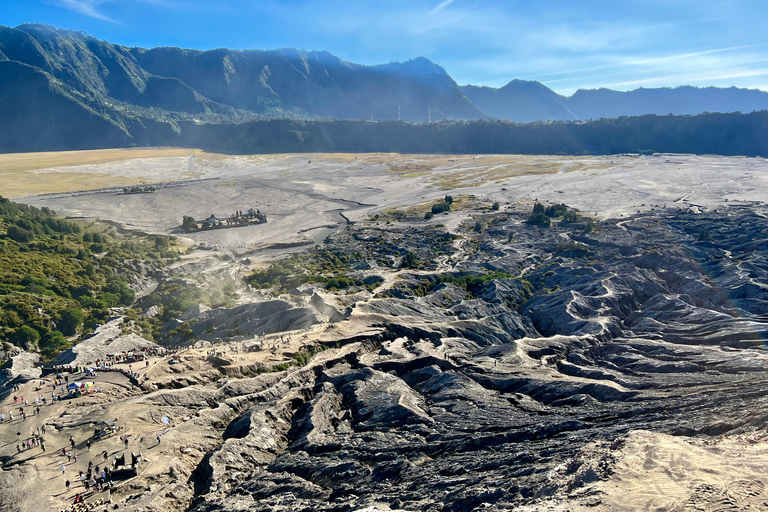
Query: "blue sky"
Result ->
[[3, 0, 768, 95]]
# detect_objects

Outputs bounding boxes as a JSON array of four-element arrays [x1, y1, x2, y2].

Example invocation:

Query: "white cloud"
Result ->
[[48, 0, 178, 23], [429, 0, 455, 15], [53, 0, 118, 22]]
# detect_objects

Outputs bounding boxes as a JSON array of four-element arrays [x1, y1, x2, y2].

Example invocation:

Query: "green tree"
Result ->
[[104, 280, 135, 306], [445, 195, 454, 205], [401, 251, 418, 268], [59, 308, 85, 336], [11, 325, 40, 349], [491, 202, 500, 211], [526, 212, 551, 227], [432, 202, 450, 214], [182, 216, 197, 231], [40, 330, 67, 357], [6, 225, 35, 242], [152, 235, 170, 250]]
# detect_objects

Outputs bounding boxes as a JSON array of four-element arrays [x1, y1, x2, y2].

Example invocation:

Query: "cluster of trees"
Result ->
[[246, 248, 369, 292], [0, 198, 81, 243], [0, 196, 176, 357], [426, 195, 454, 220], [412, 271, 531, 299], [182, 216, 198, 232], [526, 203, 551, 227], [162, 111, 768, 157], [526, 202, 584, 227]]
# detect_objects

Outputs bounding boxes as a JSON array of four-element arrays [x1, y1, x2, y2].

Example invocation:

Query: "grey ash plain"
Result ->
[[8, 152, 768, 512]]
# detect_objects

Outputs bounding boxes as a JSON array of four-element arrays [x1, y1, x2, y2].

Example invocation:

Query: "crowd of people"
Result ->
[[0, 372, 128, 508], [53, 347, 168, 374]]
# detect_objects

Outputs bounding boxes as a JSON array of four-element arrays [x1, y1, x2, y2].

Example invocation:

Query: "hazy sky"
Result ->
[[3, 0, 768, 95]]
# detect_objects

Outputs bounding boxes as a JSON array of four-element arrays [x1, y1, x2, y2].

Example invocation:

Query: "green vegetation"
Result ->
[[401, 251, 418, 268], [554, 242, 591, 257], [545, 203, 568, 217], [561, 210, 580, 223], [491, 202, 500, 211], [526, 212, 551, 227], [527, 202, 583, 227], [0, 196, 177, 357], [412, 271, 531, 300], [245, 248, 382, 293], [291, 344, 326, 366], [182, 216, 197, 232], [431, 201, 451, 214]]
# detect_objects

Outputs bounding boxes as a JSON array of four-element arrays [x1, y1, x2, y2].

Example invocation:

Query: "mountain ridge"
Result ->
[[2, 23, 768, 152], [462, 80, 768, 122]]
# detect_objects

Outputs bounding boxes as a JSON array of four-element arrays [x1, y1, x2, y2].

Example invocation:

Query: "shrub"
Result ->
[[526, 212, 551, 227], [151, 235, 170, 250], [424, 212, 434, 220], [182, 216, 197, 231], [445, 195, 454, 205], [40, 330, 67, 357], [491, 202, 500, 211], [432, 202, 451, 214], [545, 203, 568, 217], [401, 251, 418, 268], [533, 202, 545, 214], [6, 225, 34, 243], [473, 221, 482, 232], [11, 325, 40, 349], [554, 242, 591, 256], [59, 307, 85, 336]]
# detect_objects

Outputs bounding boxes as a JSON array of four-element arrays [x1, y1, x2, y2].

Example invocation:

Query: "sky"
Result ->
[[2, 0, 768, 95]]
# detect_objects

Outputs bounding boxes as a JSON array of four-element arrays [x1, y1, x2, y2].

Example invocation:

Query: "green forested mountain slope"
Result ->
[[0, 196, 182, 358]]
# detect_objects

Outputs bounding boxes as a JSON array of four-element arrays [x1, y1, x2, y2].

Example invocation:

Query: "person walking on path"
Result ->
[[60, 464, 66, 476]]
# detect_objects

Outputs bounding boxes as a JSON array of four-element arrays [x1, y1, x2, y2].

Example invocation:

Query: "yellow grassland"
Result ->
[[0, 147, 229, 197]]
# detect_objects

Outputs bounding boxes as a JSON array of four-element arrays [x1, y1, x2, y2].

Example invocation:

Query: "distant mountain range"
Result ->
[[461, 81, 768, 122], [1, 23, 768, 152]]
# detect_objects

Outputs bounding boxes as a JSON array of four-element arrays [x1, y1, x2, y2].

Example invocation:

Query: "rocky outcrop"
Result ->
[[0, 351, 41, 385], [51, 318, 158, 366], [187, 300, 320, 340]]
